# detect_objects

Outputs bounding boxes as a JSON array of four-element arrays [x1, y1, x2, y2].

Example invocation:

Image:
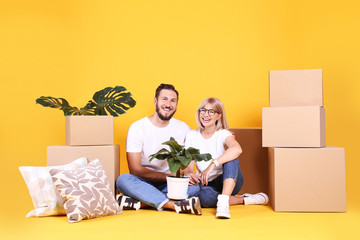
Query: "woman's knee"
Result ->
[[198, 187, 219, 208]]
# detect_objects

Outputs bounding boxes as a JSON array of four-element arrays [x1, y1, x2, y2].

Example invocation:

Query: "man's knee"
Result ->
[[116, 173, 134, 190]]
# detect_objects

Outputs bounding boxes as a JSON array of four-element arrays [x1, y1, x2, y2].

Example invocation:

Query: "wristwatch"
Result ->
[[211, 158, 219, 167]]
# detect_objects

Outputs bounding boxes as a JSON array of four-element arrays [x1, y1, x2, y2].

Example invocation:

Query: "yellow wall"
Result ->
[[1, 0, 359, 218]]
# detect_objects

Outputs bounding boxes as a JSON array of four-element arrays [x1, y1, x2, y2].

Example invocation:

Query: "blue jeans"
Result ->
[[116, 173, 201, 211], [198, 158, 243, 208]]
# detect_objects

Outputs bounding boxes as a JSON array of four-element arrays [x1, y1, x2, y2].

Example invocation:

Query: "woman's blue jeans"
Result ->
[[198, 158, 243, 208], [116, 173, 201, 211]]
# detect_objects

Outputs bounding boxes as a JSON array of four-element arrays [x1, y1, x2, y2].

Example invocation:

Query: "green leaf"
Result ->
[[92, 86, 136, 117], [177, 155, 192, 166], [192, 153, 212, 162], [149, 148, 170, 162], [36, 96, 93, 116], [36, 96, 69, 110], [162, 138, 183, 153], [186, 147, 200, 155], [63, 101, 96, 116], [167, 158, 181, 174]]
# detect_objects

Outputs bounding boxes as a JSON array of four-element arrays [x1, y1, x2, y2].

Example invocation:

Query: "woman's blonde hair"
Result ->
[[196, 97, 229, 130]]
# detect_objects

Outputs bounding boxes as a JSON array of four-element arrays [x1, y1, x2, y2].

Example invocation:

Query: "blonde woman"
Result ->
[[185, 97, 268, 219]]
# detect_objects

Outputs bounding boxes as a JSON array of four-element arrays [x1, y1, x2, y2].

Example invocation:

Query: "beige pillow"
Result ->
[[19, 157, 88, 217], [50, 159, 121, 223]]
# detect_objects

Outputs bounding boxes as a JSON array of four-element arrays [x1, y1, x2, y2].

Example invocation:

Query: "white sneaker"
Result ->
[[216, 194, 230, 219], [116, 194, 141, 210], [242, 192, 269, 205], [174, 197, 202, 215]]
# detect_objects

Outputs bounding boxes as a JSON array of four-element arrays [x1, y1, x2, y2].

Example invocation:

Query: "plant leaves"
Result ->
[[150, 137, 212, 175], [36, 86, 135, 116], [36, 96, 69, 109], [149, 148, 170, 162], [161, 139, 183, 153], [177, 155, 192, 166], [92, 86, 136, 117], [167, 158, 181, 174], [191, 153, 212, 161], [186, 147, 200, 155]]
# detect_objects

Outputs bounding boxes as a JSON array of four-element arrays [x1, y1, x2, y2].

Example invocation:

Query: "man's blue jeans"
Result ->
[[198, 158, 243, 208], [116, 173, 201, 211]]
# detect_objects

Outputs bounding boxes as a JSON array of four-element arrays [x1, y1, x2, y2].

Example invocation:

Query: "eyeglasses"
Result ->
[[199, 108, 219, 116]]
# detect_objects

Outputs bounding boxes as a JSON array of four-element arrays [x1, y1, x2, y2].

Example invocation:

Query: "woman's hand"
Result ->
[[186, 173, 199, 185], [199, 163, 216, 186]]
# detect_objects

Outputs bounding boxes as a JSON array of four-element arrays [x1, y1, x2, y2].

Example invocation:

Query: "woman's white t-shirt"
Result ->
[[185, 128, 232, 181]]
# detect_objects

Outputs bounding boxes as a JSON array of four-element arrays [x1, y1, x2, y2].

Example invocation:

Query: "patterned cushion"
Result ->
[[50, 159, 121, 223], [19, 157, 88, 217]]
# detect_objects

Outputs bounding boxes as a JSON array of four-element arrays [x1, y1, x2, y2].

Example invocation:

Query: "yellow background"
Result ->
[[1, 0, 359, 238]]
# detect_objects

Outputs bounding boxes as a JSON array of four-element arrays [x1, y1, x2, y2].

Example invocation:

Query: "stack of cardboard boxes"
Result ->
[[262, 69, 346, 212], [47, 116, 120, 195]]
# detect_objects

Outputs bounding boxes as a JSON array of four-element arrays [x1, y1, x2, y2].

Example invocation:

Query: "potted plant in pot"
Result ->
[[149, 137, 212, 200], [36, 86, 136, 145]]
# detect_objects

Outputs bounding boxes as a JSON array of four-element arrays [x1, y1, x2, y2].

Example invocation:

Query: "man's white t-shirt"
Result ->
[[126, 117, 191, 174], [185, 128, 232, 181]]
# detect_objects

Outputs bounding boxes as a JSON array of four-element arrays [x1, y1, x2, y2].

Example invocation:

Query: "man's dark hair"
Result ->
[[155, 83, 179, 100]]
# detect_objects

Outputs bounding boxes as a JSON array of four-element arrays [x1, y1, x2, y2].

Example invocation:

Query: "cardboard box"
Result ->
[[262, 106, 326, 147], [65, 116, 114, 146], [268, 147, 346, 212], [47, 145, 120, 195], [269, 69, 323, 107], [229, 128, 269, 195]]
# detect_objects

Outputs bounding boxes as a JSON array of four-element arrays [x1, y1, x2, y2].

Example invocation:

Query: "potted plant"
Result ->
[[149, 137, 212, 200], [36, 86, 136, 145]]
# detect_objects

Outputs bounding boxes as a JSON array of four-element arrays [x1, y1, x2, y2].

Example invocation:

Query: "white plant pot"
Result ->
[[166, 176, 190, 200]]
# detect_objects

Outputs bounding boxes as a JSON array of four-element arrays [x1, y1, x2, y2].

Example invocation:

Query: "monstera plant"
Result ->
[[36, 86, 136, 116]]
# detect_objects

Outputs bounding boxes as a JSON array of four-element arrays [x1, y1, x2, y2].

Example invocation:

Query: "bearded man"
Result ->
[[115, 83, 202, 215]]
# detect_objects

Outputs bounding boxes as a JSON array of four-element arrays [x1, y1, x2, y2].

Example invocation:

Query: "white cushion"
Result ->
[[19, 157, 87, 217]]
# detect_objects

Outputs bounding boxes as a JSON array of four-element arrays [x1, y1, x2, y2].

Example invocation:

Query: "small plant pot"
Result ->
[[166, 176, 190, 200]]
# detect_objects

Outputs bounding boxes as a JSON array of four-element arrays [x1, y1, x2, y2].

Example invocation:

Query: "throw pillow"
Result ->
[[50, 159, 121, 223], [19, 157, 88, 217]]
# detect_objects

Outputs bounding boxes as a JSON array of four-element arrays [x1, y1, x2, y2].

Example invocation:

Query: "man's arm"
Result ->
[[127, 152, 168, 182]]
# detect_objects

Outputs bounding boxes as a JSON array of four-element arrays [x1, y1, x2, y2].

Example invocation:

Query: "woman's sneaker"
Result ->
[[174, 197, 202, 215], [116, 194, 141, 210], [241, 192, 269, 205], [216, 194, 230, 219]]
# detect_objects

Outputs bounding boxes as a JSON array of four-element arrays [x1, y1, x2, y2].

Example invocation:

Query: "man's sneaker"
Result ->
[[116, 194, 141, 210], [242, 192, 269, 205], [216, 194, 230, 219], [174, 197, 202, 215]]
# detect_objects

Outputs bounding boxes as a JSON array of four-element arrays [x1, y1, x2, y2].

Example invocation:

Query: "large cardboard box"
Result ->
[[229, 128, 268, 195], [269, 69, 323, 107], [268, 147, 346, 212], [65, 116, 114, 146], [262, 106, 326, 147], [47, 145, 120, 194]]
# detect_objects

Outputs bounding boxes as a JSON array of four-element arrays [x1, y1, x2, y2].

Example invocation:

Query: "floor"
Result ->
[[2, 201, 359, 240]]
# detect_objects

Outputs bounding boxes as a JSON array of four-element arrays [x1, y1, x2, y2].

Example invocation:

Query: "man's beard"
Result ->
[[156, 104, 176, 121]]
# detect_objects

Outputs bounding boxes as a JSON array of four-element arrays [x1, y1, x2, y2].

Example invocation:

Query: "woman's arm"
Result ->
[[199, 134, 242, 185], [216, 135, 242, 165]]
